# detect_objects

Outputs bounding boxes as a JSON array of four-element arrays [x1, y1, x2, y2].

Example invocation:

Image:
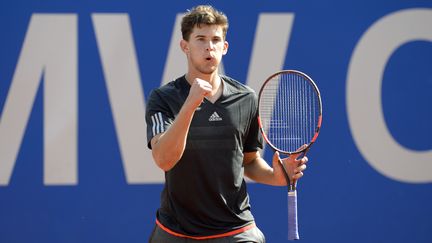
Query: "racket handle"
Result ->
[[288, 190, 299, 240]]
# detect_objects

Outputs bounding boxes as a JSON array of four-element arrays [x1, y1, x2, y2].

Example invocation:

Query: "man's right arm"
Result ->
[[150, 102, 196, 171], [151, 78, 212, 171]]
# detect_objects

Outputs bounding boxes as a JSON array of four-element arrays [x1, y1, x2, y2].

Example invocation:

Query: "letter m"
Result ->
[[0, 14, 78, 186]]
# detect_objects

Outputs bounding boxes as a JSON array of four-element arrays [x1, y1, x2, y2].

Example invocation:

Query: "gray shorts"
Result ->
[[148, 224, 266, 243]]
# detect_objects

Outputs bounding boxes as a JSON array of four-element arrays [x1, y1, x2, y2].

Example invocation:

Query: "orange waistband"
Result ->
[[155, 219, 256, 240]]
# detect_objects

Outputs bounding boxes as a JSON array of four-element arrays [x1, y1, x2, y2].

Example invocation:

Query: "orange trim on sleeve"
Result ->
[[155, 219, 256, 240]]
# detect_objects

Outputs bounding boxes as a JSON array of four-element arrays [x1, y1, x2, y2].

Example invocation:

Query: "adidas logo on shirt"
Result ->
[[208, 111, 222, 121]]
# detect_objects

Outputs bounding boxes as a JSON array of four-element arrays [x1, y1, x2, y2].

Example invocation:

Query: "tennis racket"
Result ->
[[257, 70, 322, 240]]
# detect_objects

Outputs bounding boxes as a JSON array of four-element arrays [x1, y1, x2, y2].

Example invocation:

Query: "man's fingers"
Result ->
[[298, 156, 308, 165], [273, 151, 280, 163], [295, 164, 307, 173], [292, 171, 304, 180], [194, 79, 212, 97]]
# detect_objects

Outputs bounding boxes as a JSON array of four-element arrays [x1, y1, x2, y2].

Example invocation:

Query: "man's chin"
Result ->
[[198, 67, 218, 75]]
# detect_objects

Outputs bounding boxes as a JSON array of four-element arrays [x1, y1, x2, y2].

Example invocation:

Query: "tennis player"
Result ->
[[146, 5, 308, 242]]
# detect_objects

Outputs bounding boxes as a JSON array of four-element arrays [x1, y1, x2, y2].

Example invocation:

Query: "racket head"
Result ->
[[257, 70, 322, 155]]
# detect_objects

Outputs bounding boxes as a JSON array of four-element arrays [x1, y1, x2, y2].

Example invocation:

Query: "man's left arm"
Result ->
[[243, 151, 307, 186]]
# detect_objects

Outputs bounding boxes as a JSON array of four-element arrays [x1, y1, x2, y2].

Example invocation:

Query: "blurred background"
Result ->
[[1, 0, 431, 242]]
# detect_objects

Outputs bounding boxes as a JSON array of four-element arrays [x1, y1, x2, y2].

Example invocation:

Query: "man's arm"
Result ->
[[151, 78, 212, 171], [243, 150, 307, 186], [150, 105, 195, 171]]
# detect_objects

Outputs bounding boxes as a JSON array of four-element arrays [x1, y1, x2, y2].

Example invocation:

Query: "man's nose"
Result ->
[[206, 41, 215, 51]]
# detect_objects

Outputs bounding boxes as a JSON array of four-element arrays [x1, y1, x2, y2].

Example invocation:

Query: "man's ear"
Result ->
[[180, 39, 189, 53], [222, 41, 229, 55]]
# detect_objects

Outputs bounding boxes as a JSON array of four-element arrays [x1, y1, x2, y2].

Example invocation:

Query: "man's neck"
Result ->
[[186, 72, 221, 92]]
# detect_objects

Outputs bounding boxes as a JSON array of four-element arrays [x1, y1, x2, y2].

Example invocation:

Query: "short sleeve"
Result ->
[[145, 89, 174, 149], [243, 93, 263, 152]]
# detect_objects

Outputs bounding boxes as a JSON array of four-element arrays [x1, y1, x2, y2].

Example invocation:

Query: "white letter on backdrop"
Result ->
[[347, 9, 432, 183], [0, 14, 78, 186], [92, 14, 163, 183]]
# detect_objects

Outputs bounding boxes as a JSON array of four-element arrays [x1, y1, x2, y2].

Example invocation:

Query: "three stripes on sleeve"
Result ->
[[150, 112, 170, 136]]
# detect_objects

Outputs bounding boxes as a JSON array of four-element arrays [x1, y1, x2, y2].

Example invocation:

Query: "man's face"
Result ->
[[181, 24, 228, 75]]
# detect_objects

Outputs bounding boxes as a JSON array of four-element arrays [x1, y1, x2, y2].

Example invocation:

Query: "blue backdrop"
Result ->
[[1, 1, 431, 242]]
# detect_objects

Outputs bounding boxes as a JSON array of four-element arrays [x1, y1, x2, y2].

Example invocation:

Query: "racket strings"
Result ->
[[259, 72, 320, 153]]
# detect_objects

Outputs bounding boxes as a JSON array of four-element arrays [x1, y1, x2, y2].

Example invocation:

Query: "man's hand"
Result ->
[[185, 78, 212, 109], [272, 150, 308, 185]]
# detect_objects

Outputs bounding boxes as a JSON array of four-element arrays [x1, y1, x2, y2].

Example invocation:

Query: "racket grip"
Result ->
[[288, 190, 299, 240]]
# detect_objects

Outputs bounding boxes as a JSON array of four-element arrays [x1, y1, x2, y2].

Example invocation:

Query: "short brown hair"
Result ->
[[181, 5, 229, 41]]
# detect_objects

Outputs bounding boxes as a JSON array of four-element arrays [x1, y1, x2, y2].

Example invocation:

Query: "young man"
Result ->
[[146, 5, 308, 242]]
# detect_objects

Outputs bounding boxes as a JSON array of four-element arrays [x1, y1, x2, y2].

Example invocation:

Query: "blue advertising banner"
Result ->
[[1, 0, 431, 242]]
